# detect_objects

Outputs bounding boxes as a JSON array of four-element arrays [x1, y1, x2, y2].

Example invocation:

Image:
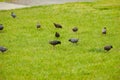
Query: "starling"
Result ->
[[72, 27, 78, 32], [11, 12, 16, 18], [69, 38, 79, 43], [55, 32, 60, 38], [0, 24, 4, 30], [102, 27, 106, 34], [0, 46, 7, 53], [104, 45, 113, 51], [49, 40, 61, 47], [36, 23, 41, 29], [53, 23, 62, 28]]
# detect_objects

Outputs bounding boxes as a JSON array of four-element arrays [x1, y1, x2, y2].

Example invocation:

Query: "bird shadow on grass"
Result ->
[[88, 48, 104, 53]]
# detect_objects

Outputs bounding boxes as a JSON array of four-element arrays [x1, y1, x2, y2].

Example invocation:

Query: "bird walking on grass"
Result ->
[[49, 40, 61, 47], [0, 24, 4, 30], [36, 22, 41, 29], [104, 45, 113, 52], [102, 27, 106, 34], [55, 32, 60, 38], [0, 46, 8, 53], [72, 27, 78, 32], [69, 38, 79, 44], [53, 23, 62, 28], [11, 12, 16, 18]]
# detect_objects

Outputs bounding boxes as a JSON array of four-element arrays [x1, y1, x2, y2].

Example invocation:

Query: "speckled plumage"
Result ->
[[53, 23, 62, 28], [0, 46, 7, 53], [102, 27, 106, 34], [104, 45, 113, 51], [69, 38, 79, 43], [0, 24, 4, 30], [55, 32, 60, 38], [49, 40, 61, 46], [36, 23, 41, 29], [11, 12, 16, 18], [72, 27, 78, 32]]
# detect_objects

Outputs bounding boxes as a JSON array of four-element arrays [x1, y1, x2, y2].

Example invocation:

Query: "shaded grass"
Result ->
[[0, 0, 3, 2], [0, 1, 120, 80], [94, 0, 120, 10]]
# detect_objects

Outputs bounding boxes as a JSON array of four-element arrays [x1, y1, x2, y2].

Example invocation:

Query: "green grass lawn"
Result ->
[[0, 0, 3, 2], [0, 1, 120, 80]]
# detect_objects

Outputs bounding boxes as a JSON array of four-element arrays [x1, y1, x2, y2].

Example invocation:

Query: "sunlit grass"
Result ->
[[0, 1, 120, 80]]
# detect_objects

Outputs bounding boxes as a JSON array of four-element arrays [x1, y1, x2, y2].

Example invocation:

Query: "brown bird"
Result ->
[[102, 27, 106, 34], [55, 32, 60, 38], [0, 46, 8, 53], [49, 40, 61, 47], [36, 23, 41, 29], [0, 24, 4, 30], [104, 45, 113, 51], [72, 27, 78, 32], [53, 23, 62, 28]]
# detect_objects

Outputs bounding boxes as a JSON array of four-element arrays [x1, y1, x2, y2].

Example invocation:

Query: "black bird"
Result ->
[[102, 27, 106, 34], [72, 27, 78, 32], [104, 45, 113, 51], [0, 24, 4, 30], [36, 23, 41, 29], [69, 38, 79, 44], [55, 32, 60, 38], [53, 23, 62, 28], [11, 12, 16, 18], [0, 46, 7, 53], [49, 40, 61, 47]]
